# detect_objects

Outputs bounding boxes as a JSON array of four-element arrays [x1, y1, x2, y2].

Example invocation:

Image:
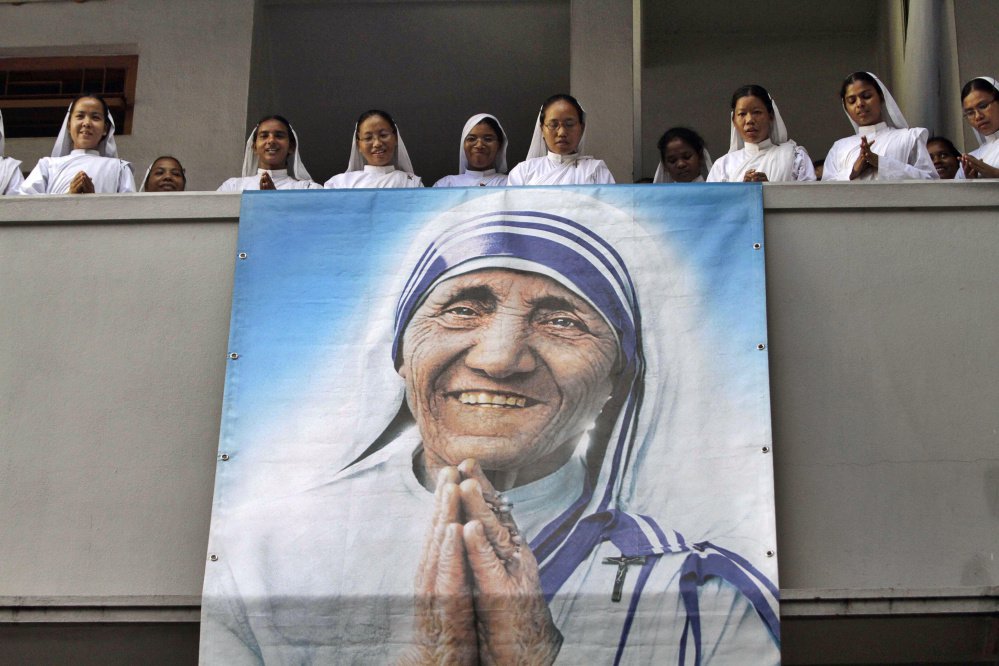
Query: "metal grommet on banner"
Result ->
[[229, 352, 239, 360], [756, 343, 766, 351], [753, 243, 762, 250], [766, 550, 775, 558], [762, 446, 770, 454], [209, 554, 219, 562], [238, 252, 248, 260], [220, 453, 230, 461]]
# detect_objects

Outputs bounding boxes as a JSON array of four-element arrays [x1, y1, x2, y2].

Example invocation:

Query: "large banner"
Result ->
[[200, 185, 780, 664]]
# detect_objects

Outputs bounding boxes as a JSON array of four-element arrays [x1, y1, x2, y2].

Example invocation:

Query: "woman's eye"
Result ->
[[445, 306, 478, 317], [544, 315, 588, 332]]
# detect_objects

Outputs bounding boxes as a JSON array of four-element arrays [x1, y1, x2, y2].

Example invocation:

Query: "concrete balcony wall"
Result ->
[[1, 183, 997, 663]]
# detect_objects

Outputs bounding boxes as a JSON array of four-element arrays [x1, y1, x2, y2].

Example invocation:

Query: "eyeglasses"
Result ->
[[543, 120, 579, 131], [963, 99, 997, 118], [359, 131, 395, 143]]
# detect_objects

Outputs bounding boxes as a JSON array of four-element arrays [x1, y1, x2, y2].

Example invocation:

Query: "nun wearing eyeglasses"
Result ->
[[0, 110, 24, 195], [217, 115, 321, 192], [507, 94, 615, 185], [433, 114, 508, 187], [707, 85, 815, 183], [956, 76, 999, 179], [200, 189, 779, 665], [324, 110, 423, 188]]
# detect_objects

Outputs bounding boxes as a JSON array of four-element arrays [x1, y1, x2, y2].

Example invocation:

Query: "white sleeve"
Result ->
[[217, 178, 243, 193], [17, 159, 52, 195], [118, 161, 137, 193], [2, 162, 24, 195], [706, 157, 726, 182], [875, 128, 937, 180], [820, 141, 850, 181], [591, 160, 616, 184], [792, 146, 816, 181], [506, 163, 526, 186]]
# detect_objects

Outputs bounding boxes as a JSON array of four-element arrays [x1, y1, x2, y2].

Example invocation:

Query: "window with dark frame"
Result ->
[[0, 55, 138, 138]]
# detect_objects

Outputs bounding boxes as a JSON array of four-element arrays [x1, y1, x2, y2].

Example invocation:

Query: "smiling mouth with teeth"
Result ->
[[458, 391, 528, 408]]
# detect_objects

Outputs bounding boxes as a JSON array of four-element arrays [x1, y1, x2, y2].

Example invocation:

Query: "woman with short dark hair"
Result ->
[[926, 137, 961, 180], [653, 127, 711, 183]]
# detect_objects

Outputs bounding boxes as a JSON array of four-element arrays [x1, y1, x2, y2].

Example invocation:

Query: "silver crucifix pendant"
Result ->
[[602, 555, 646, 602]]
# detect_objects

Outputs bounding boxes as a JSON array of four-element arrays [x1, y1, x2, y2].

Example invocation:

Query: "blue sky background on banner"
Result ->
[[222, 184, 767, 452]]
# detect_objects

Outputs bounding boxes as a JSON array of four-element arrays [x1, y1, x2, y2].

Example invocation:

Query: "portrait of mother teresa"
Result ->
[[200, 189, 781, 665]]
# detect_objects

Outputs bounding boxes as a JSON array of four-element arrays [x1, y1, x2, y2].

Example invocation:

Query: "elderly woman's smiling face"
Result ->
[[399, 268, 619, 485]]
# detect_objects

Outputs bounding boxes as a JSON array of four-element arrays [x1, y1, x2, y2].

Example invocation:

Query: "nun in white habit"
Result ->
[[707, 85, 814, 183], [653, 127, 713, 183], [324, 110, 422, 188], [140, 156, 186, 192], [432, 113, 509, 187], [218, 115, 321, 191], [18, 95, 135, 195], [507, 94, 615, 186], [822, 72, 936, 181], [0, 110, 24, 195], [956, 76, 999, 179]]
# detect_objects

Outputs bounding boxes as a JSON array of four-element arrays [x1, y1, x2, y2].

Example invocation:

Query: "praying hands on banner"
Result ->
[[400, 459, 562, 666]]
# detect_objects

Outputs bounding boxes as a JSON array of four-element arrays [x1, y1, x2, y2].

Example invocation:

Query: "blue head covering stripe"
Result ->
[[396, 210, 638, 326], [392, 212, 640, 369]]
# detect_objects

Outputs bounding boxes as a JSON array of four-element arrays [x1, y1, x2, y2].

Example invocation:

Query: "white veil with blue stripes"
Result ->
[[222, 188, 779, 659]]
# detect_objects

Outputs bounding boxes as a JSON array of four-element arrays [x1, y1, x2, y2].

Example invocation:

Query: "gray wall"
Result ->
[[2, 182, 998, 604], [1, 184, 998, 662], [248, 0, 571, 186], [0, 0, 256, 192]]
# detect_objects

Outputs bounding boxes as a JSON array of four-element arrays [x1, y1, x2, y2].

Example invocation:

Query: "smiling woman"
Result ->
[[433, 113, 509, 187], [324, 109, 423, 188], [140, 156, 187, 192], [200, 189, 780, 664], [17, 94, 135, 194], [217, 114, 321, 191]]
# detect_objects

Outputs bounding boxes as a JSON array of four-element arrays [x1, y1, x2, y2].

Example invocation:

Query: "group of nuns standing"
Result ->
[[215, 94, 614, 192], [658, 72, 999, 184], [1, 71, 997, 195]]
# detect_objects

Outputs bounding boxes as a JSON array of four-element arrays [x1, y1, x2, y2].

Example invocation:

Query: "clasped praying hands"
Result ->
[[849, 136, 879, 179], [400, 459, 562, 666]]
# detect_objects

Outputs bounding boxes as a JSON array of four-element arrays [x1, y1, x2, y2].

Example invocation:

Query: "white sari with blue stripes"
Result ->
[[201, 188, 780, 665]]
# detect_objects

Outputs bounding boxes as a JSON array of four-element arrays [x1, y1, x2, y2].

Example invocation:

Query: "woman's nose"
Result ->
[[464, 316, 536, 378]]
